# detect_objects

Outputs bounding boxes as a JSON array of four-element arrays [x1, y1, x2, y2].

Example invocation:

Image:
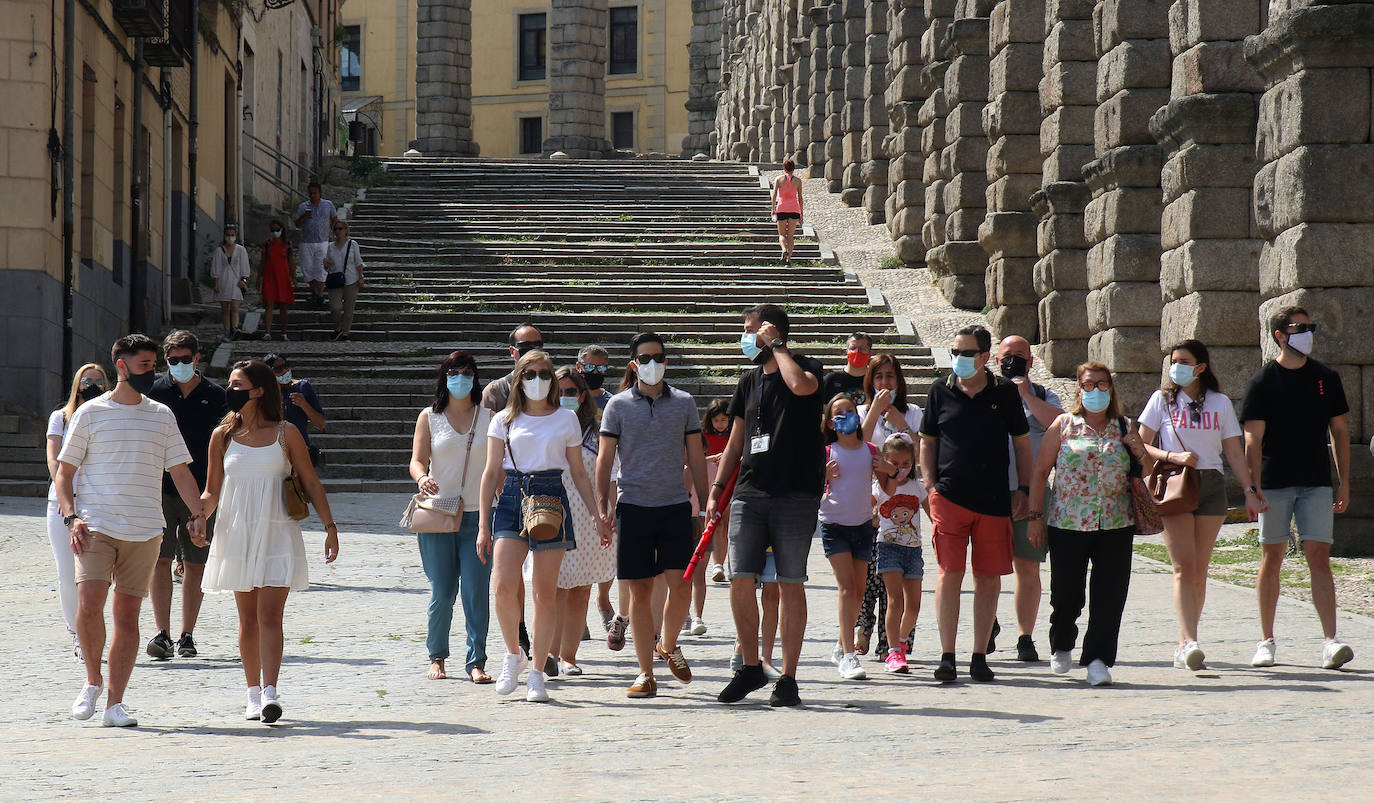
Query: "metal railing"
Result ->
[[243, 130, 313, 203]]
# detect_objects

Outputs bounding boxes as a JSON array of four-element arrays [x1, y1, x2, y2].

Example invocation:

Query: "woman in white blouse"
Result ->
[[211, 223, 252, 338], [322, 219, 365, 341]]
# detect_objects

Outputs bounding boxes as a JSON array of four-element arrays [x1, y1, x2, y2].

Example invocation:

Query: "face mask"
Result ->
[[271, 230, 282, 238], [122, 364, 157, 395], [225, 387, 253, 412], [446, 374, 473, 398], [636, 360, 665, 386], [1081, 388, 1111, 413], [168, 361, 196, 383], [1000, 354, 1028, 378], [277, 371, 294, 386], [581, 371, 605, 390], [559, 396, 579, 411], [522, 377, 551, 401], [79, 384, 104, 403], [1168, 363, 1196, 387], [895, 465, 912, 482], [740, 332, 771, 365], [1286, 331, 1314, 356], [832, 411, 861, 435], [225, 236, 237, 246], [952, 355, 978, 379], [846, 350, 871, 369]]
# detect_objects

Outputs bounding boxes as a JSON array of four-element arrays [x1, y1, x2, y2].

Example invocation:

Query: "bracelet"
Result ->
[[1028, 511, 1043, 521], [1016, 485, 1029, 494], [711, 481, 726, 489], [323, 522, 338, 530]]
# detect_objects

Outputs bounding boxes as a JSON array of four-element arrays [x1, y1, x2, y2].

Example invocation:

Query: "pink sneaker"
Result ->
[[885, 648, 909, 674]]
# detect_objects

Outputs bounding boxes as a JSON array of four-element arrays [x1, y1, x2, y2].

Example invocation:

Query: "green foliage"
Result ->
[[879, 254, 904, 270]]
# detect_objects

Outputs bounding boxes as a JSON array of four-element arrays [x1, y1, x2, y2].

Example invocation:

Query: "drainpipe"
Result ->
[[189, 0, 200, 285], [163, 80, 173, 318], [61, 0, 75, 383], [130, 41, 146, 333]]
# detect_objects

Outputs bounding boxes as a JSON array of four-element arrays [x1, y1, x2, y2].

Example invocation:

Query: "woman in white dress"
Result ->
[[200, 359, 339, 723], [45, 363, 109, 660], [550, 367, 617, 675], [210, 223, 251, 338]]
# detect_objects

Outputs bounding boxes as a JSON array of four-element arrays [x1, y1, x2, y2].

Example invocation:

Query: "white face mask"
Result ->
[[636, 359, 665, 386], [1286, 330, 1314, 356], [225, 235, 236, 246], [270, 230, 282, 238], [522, 377, 551, 401]]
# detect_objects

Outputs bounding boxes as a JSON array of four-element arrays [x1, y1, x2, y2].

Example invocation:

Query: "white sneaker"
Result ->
[[1086, 659, 1112, 686], [680, 616, 693, 634], [72, 636, 83, 663], [260, 685, 282, 723], [838, 652, 867, 680], [830, 641, 843, 666], [1322, 639, 1354, 670], [1251, 638, 1277, 667], [1176, 641, 1206, 671], [710, 563, 726, 583], [101, 702, 138, 727], [245, 686, 262, 721], [689, 616, 707, 636], [495, 652, 527, 695], [526, 669, 550, 702], [1050, 650, 1072, 674], [71, 683, 102, 720]]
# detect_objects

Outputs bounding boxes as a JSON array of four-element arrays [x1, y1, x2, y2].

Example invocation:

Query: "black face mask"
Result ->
[[1000, 354, 1028, 379], [124, 367, 157, 395], [79, 384, 105, 403], [225, 387, 253, 413], [581, 371, 606, 390]]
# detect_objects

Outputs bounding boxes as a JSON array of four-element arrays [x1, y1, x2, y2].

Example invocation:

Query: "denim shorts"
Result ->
[[820, 521, 876, 562], [876, 541, 925, 580], [491, 469, 575, 553], [1258, 486, 1334, 545], [728, 493, 820, 584]]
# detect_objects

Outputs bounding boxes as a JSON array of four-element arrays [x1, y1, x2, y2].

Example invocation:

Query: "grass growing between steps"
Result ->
[[783, 302, 874, 315]]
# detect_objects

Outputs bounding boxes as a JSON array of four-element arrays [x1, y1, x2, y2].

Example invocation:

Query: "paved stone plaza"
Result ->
[[3, 494, 1371, 799]]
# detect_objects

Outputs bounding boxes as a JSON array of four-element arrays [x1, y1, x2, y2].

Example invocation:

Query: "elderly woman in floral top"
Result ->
[[1027, 361, 1152, 687]]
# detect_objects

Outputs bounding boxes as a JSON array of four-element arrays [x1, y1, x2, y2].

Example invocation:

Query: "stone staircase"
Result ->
[[0, 406, 51, 498]]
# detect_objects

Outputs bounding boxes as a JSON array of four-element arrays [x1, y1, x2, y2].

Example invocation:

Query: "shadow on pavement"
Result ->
[[154, 718, 488, 739], [303, 582, 425, 595]]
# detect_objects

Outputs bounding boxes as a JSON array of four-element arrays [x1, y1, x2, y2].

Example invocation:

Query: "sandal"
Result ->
[[428, 659, 446, 680], [469, 666, 492, 684], [261, 333, 273, 341]]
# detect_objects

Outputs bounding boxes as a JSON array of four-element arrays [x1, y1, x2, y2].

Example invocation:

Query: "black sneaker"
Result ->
[[1016, 634, 1039, 662], [146, 630, 175, 660], [717, 664, 769, 703], [987, 618, 1001, 654], [518, 621, 531, 659], [970, 655, 996, 682], [934, 655, 957, 682], [769, 674, 801, 707], [177, 632, 198, 658]]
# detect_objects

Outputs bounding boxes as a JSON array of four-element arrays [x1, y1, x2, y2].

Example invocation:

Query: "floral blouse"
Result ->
[[1047, 414, 1132, 532]]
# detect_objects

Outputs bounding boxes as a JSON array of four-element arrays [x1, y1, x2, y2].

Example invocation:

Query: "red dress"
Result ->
[[261, 240, 295, 305]]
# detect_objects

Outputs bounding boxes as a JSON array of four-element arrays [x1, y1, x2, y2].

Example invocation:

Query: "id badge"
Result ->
[[749, 434, 772, 454]]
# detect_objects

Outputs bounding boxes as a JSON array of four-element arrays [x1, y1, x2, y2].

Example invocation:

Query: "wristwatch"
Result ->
[[1016, 485, 1030, 494], [1028, 511, 1043, 521], [769, 337, 786, 350], [64, 513, 80, 527], [1246, 486, 1259, 496]]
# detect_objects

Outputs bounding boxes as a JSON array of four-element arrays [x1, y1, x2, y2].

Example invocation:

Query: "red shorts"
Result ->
[[928, 490, 1013, 576]]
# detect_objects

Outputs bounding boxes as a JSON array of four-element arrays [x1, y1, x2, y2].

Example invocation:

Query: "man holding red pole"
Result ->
[[708, 304, 825, 707]]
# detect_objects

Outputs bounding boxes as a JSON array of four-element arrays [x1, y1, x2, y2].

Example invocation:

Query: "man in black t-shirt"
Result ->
[[820, 332, 872, 406], [1240, 305, 1354, 670], [918, 325, 1030, 683], [707, 304, 824, 707]]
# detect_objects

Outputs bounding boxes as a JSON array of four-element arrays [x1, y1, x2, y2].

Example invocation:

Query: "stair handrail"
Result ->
[[242, 130, 314, 203]]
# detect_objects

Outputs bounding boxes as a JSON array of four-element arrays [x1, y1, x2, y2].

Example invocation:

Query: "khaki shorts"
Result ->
[[75, 531, 163, 598]]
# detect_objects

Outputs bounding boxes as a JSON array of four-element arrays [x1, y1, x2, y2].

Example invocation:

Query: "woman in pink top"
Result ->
[[771, 159, 804, 266]]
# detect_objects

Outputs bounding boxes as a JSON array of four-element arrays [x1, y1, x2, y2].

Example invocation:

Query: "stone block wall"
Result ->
[[826, 2, 848, 189], [416, 0, 478, 156], [862, 1, 893, 222], [920, 2, 958, 277], [545, 0, 613, 157], [841, 0, 872, 205], [683, 0, 726, 156], [884, 1, 928, 263]]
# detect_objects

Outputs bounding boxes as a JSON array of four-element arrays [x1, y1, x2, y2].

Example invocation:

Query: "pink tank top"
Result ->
[[774, 176, 802, 214]]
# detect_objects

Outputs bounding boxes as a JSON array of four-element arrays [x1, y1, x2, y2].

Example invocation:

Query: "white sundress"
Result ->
[[556, 431, 617, 589], [202, 425, 309, 592]]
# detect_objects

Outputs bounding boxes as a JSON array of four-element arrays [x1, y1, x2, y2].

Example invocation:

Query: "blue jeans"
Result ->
[[1258, 486, 1334, 545], [417, 512, 491, 671]]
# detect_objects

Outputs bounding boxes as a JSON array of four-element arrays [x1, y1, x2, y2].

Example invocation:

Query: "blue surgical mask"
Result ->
[[446, 374, 474, 398], [559, 396, 579, 411], [168, 361, 196, 383], [740, 332, 763, 362], [952, 355, 978, 379], [832, 411, 861, 435], [1081, 388, 1111, 413], [276, 371, 293, 385], [1168, 363, 1195, 387]]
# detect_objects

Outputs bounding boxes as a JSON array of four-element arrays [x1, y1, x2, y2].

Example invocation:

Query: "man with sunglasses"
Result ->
[[1241, 305, 1355, 670], [577, 344, 615, 410], [596, 332, 709, 699], [482, 322, 546, 412], [918, 324, 1031, 683], [265, 353, 327, 458], [146, 330, 227, 661]]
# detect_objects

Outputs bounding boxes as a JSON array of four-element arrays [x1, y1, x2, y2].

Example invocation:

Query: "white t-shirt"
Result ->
[[857, 402, 923, 445], [58, 394, 192, 542], [325, 239, 365, 285], [46, 409, 68, 501], [487, 407, 581, 472], [874, 477, 928, 547], [1139, 389, 1242, 472]]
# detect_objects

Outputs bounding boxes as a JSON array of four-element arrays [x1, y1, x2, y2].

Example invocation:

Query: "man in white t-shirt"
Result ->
[[55, 334, 206, 728]]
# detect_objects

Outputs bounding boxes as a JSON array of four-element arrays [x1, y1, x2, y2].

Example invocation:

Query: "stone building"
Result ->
[[700, 0, 1374, 549]]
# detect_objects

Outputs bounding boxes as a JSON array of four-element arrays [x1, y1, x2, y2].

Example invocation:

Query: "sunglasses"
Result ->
[[1284, 323, 1318, 334], [559, 387, 580, 397], [446, 369, 475, 378], [79, 378, 106, 389], [950, 348, 983, 359], [1079, 379, 1112, 392], [521, 369, 554, 381], [633, 353, 666, 365], [270, 363, 289, 374], [515, 340, 544, 354], [579, 362, 608, 374], [166, 355, 195, 366]]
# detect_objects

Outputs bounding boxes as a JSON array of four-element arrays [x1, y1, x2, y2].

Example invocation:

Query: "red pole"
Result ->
[[684, 466, 739, 582]]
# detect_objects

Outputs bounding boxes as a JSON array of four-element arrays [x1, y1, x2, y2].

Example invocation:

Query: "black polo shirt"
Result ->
[[821, 369, 868, 407], [918, 369, 1029, 516], [149, 373, 228, 495], [727, 353, 826, 498]]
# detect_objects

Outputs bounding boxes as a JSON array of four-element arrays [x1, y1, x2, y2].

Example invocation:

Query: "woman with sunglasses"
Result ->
[[46, 363, 109, 660], [409, 351, 493, 684], [1138, 339, 1264, 672], [322, 220, 365, 341], [478, 350, 610, 702], [210, 222, 251, 339], [1026, 362, 1151, 686]]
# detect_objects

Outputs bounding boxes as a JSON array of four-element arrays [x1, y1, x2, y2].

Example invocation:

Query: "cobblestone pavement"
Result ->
[[4, 494, 1372, 800]]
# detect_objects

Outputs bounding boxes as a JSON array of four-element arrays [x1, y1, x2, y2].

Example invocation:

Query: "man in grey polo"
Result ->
[[596, 331, 709, 699]]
